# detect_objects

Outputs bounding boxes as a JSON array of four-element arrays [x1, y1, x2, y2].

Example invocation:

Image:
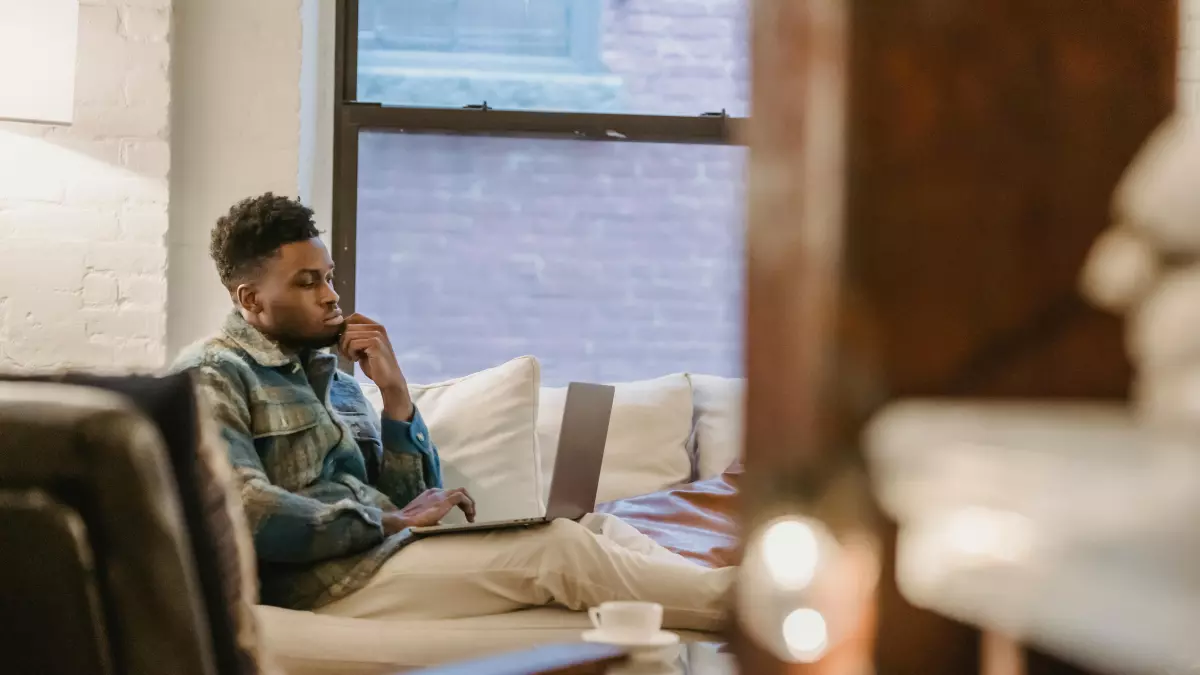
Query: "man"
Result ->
[[175, 193, 732, 628]]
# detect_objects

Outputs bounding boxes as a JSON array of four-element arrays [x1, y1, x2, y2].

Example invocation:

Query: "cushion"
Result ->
[[538, 374, 694, 503], [688, 374, 745, 480], [256, 605, 717, 675], [360, 356, 545, 521], [596, 467, 741, 568]]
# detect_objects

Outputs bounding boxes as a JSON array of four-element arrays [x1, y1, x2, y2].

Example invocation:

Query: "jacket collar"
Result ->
[[222, 311, 297, 368]]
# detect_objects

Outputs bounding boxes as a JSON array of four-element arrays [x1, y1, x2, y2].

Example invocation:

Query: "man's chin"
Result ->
[[282, 326, 342, 351]]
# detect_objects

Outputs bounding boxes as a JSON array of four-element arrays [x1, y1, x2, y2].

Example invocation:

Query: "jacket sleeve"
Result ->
[[374, 408, 443, 508], [193, 361, 386, 564]]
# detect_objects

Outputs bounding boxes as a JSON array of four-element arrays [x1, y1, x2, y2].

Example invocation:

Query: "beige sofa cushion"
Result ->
[[257, 606, 714, 675], [361, 356, 546, 521], [688, 374, 745, 480], [538, 374, 694, 503]]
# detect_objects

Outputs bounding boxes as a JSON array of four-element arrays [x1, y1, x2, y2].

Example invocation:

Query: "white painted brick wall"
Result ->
[[0, 0, 171, 372]]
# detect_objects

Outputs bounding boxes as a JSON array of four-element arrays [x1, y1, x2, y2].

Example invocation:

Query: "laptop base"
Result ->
[[409, 517, 552, 537]]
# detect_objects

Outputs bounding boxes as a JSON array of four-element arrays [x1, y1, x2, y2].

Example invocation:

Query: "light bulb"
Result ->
[[783, 608, 829, 661], [761, 519, 820, 589], [737, 515, 878, 664]]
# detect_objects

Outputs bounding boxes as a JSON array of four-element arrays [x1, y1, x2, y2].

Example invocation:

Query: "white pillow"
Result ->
[[538, 374, 694, 503], [689, 374, 745, 480], [359, 356, 545, 522]]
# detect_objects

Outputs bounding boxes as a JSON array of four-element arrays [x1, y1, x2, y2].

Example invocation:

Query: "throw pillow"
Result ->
[[361, 356, 546, 521], [538, 373, 694, 503], [689, 374, 746, 480]]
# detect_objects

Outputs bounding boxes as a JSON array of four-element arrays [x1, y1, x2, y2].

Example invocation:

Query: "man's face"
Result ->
[[241, 237, 345, 350]]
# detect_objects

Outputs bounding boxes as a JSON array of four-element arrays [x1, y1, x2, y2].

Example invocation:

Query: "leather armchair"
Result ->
[[0, 380, 216, 675]]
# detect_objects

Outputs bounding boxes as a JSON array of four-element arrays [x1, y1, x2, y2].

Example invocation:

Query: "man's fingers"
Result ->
[[449, 487, 476, 522], [443, 492, 476, 522], [340, 329, 383, 352], [345, 313, 384, 329], [344, 337, 382, 349], [343, 337, 384, 360], [338, 329, 360, 356], [433, 493, 462, 521]]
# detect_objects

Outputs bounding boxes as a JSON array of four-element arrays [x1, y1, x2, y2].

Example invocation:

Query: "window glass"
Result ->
[[355, 130, 745, 385], [360, 0, 575, 57], [357, 0, 749, 116]]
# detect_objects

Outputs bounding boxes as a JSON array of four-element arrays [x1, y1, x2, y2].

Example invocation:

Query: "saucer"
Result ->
[[581, 629, 680, 649]]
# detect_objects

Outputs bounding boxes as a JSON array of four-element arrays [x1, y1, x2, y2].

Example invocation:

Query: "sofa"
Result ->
[[0, 373, 732, 675], [258, 357, 747, 675]]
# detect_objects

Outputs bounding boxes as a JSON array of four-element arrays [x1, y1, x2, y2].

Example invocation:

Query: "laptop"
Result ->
[[409, 381, 616, 537]]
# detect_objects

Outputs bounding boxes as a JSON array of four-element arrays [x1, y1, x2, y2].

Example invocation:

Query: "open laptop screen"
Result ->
[[545, 382, 615, 521]]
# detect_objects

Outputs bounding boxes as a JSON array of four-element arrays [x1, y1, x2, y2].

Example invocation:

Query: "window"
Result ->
[[354, 0, 748, 115], [335, 0, 748, 384], [356, 131, 744, 383], [359, 0, 595, 60]]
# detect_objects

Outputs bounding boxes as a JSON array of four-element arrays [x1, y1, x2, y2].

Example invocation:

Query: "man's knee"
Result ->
[[539, 518, 603, 561], [545, 517, 595, 542], [579, 511, 622, 536]]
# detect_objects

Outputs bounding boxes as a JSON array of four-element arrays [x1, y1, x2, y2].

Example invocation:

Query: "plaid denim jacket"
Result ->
[[173, 312, 441, 610]]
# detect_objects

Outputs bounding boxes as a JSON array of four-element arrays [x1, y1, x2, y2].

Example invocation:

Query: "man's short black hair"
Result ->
[[211, 192, 319, 288]]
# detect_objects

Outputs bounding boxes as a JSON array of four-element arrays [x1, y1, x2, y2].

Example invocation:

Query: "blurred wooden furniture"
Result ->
[[865, 400, 1200, 675], [409, 645, 626, 675], [413, 643, 735, 675], [743, 1, 1177, 675]]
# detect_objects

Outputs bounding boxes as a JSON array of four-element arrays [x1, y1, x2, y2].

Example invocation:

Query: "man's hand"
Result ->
[[381, 488, 477, 534], [339, 313, 414, 421]]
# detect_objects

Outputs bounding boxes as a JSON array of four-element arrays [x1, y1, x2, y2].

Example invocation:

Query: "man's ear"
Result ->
[[234, 283, 261, 313]]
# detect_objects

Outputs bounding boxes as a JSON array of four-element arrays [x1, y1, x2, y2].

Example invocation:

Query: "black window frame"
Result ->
[[333, 0, 747, 361]]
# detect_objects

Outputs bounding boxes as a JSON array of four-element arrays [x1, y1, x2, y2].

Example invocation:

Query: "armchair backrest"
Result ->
[[0, 380, 217, 675]]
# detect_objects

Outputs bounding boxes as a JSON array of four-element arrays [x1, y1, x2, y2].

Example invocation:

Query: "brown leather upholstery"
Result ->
[[597, 468, 742, 568], [0, 381, 217, 675], [0, 372, 267, 675]]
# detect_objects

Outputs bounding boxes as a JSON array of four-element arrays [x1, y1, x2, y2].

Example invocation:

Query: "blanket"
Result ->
[[597, 468, 741, 568]]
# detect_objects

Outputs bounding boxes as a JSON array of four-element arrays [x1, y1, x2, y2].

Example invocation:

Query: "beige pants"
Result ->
[[315, 513, 733, 631]]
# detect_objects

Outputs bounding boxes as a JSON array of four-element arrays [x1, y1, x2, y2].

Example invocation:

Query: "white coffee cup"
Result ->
[[588, 601, 664, 639]]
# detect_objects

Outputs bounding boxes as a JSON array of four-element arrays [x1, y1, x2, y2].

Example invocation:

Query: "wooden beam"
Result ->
[[740, 1, 1176, 674]]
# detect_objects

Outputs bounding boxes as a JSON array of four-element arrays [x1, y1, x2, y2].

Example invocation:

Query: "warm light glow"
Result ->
[[942, 507, 1035, 564], [0, 129, 160, 203], [782, 608, 829, 661], [738, 514, 877, 664], [761, 518, 820, 589]]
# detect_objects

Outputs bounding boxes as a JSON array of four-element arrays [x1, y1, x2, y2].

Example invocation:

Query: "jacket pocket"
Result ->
[[249, 399, 321, 439]]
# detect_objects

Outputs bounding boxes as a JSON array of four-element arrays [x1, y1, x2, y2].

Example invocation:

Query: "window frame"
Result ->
[[332, 0, 747, 356]]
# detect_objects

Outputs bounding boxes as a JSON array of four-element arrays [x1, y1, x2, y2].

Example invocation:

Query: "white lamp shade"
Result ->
[[0, 0, 79, 125]]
